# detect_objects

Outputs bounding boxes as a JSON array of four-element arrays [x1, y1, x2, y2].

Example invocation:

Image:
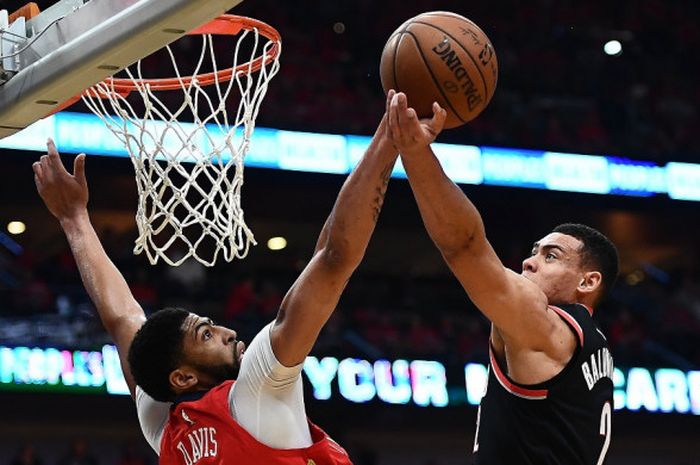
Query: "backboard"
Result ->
[[0, 0, 245, 138]]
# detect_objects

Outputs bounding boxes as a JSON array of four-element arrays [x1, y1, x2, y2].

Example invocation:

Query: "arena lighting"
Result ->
[[267, 236, 287, 251], [604, 40, 623, 56], [1, 345, 699, 415], [2, 112, 700, 202], [333, 22, 346, 34], [6, 221, 25, 235]]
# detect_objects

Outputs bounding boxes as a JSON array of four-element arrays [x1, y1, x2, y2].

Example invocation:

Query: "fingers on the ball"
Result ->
[[390, 92, 401, 108], [399, 95, 416, 122], [430, 102, 447, 126], [388, 106, 399, 140], [390, 94, 402, 131], [396, 92, 407, 109], [386, 92, 395, 127], [394, 96, 408, 129], [388, 95, 397, 123], [435, 108, 447, 124]]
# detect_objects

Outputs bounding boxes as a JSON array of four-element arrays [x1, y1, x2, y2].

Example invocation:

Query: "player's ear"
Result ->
[[169, 367, 198, 391], [578, 271, 602, 295]]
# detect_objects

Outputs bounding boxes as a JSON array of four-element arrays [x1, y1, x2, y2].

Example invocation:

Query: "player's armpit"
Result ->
[[269, 250, 350, 368]]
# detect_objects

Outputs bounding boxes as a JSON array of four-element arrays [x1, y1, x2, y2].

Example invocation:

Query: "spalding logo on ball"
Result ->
[[380, 11, 498, 129]]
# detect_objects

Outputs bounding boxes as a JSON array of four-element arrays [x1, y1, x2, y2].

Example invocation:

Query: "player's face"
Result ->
[[521, 233, 586, 305], [178, 313, 246, 387]]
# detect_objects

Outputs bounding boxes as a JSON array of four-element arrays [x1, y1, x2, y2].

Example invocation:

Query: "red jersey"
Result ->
[[159, 380, 353, 465]]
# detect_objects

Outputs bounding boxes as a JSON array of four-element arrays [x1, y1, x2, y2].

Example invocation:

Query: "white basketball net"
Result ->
[[82, 24, 281, 267]]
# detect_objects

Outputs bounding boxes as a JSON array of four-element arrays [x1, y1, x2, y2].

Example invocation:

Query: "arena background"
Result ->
[[1, 1, 699, 464]]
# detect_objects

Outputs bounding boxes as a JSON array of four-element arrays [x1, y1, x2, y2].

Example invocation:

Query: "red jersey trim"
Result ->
[[549, 305, 584, 346], [488, 349, 549, 400], [579, 303, 594, 316]]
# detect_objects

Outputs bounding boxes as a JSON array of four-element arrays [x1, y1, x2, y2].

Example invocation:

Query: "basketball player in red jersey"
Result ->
[[386, 91, 618, 465], [32, 90, 446, 465]]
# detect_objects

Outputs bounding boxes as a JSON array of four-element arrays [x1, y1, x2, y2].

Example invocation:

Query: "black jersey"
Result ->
[[473, 303, 613, 465]]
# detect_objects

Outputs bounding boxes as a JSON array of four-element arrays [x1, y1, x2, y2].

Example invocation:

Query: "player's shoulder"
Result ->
[[549, 302, 595, 321], [552, 302, 610, 348]]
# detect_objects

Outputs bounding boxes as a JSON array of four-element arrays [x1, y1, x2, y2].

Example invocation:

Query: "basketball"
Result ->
[[380, 11, 498, 129]]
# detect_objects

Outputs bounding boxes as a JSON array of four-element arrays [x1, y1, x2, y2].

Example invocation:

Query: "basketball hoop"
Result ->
[[81, 15, 281, 267]]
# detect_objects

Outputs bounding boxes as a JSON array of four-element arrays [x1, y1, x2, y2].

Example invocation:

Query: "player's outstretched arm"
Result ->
[[388, 93, 556, 350], [33, 140, 145, 398], [269, 93, 401, 367]]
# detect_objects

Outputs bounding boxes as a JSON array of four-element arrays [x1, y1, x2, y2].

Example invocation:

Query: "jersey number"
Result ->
[[596, 401, 612, 465], [474, 398, 611, 461]]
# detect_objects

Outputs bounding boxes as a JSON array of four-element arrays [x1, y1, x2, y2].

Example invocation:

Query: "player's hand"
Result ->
[[386, 91, 446, 155], [33, 139, 89, 222]]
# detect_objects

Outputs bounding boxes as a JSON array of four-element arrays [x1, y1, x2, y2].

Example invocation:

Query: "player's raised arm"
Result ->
[[269, 92, 408, 367], [387, 93, 560, 350], [33, 140, 145, 398]]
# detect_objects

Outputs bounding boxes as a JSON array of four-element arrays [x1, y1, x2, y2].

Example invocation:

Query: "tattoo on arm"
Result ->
[[372, 163, 393, 223]]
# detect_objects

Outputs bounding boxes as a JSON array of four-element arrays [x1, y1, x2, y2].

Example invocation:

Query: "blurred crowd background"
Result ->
[[243, 0, 700, 163], [1, 0, 700, 464]]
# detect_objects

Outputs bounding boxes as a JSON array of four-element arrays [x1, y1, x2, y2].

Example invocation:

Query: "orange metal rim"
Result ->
[[87, 14, 281, 96]]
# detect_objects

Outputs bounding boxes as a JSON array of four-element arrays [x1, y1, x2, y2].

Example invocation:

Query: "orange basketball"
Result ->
[[380, 11, 498, 129]]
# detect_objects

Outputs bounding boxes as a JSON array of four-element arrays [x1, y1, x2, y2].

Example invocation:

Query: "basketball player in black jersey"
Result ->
[[386, 91, 618, 465]]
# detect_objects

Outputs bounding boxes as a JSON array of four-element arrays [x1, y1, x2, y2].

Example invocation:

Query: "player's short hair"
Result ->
[[552, 223, 619, 302], [128, 307, 189, 401]]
